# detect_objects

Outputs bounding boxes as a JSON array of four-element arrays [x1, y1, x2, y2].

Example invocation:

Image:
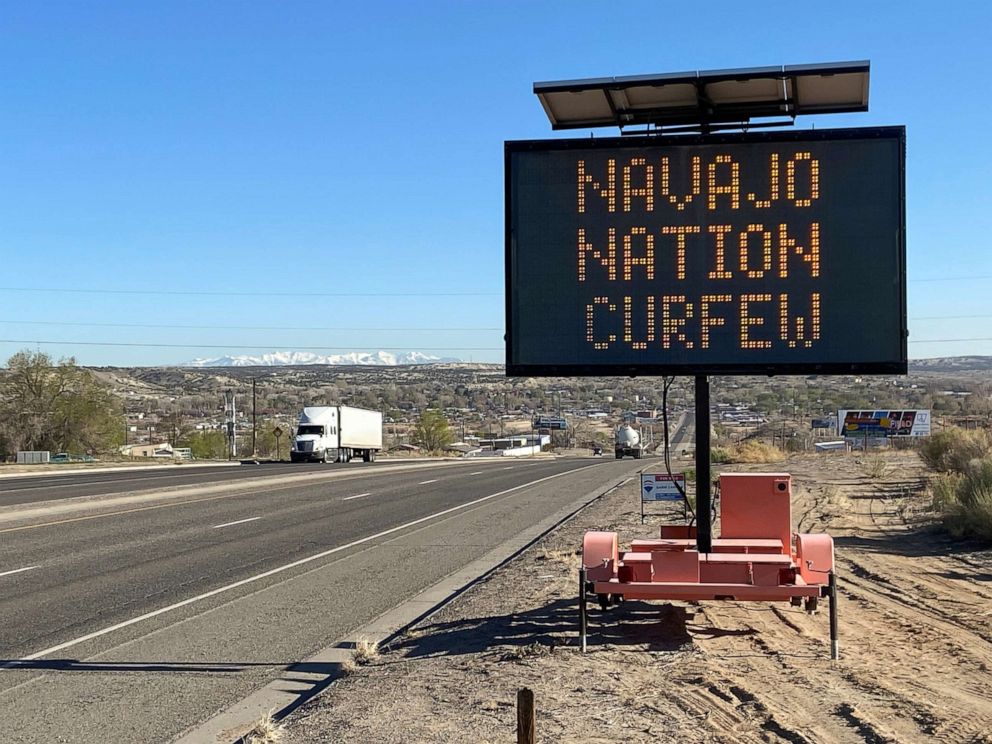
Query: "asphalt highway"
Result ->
[[0, 461, 372, 508], [0, 456, 644, 742]]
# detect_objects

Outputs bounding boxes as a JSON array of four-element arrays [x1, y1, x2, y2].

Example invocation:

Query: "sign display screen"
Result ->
[[505, 127, 906, 376]]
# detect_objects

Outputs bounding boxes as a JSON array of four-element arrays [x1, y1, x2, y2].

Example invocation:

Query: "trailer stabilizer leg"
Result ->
[[828, 571, 839, 661], [579, 566, 588, 654]]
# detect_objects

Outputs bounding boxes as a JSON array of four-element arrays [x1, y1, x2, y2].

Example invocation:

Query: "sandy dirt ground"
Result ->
[[281, 451, 992, 743]]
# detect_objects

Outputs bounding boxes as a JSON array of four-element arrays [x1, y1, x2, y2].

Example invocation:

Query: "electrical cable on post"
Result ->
[[662, 376, 695, 525]]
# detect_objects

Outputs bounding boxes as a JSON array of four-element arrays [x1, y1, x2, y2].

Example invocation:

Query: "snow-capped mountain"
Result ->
[[180, 351, 459, 367]]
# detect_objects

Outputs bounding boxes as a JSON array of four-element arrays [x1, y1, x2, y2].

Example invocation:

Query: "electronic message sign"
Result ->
[[505, 127, 906, 376]]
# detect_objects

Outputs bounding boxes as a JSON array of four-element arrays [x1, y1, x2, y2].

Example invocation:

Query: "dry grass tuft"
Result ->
[[862, 454, 892, 479], [539, 543, 577, 565], [243, 710, 283, 744], [352, 637, 380, 666], [500, 641, 554, 661]]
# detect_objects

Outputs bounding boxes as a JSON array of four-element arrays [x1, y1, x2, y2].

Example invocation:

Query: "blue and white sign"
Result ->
[[641, 472, 685, 502]]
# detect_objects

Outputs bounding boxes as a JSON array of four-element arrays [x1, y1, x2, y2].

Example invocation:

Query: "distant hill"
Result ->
[[179, 350, 461, 367], [909, 356, 992, 373]]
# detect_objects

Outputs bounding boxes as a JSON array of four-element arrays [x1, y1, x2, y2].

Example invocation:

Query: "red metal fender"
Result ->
[[795, 533, 834, 585], [582, 531, 619, 581]]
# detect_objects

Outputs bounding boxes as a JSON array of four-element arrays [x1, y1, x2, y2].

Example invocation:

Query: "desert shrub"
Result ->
[[920, 427, 991, 473], [733, 441, 786, 463], [710, 446, 733, 463], [928, 472, 962, 511], [928, 457, 992, 541]]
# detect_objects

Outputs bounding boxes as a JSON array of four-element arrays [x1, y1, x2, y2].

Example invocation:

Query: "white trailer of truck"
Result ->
[[290, 406, 383, 463]]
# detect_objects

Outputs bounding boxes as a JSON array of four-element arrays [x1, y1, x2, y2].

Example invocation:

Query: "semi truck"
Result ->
[[615, 424, 643, 459], [290, 406, 383, 463]]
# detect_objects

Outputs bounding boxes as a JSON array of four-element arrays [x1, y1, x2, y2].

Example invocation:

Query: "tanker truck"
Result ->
[[615, 424, 643, 459]]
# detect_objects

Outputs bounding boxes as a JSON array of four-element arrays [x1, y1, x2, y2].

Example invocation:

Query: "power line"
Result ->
[[909, 275, 992, 283], [0, 286, 500, 298], [910, 314, 992, 321], [0, 319, 502, 332], [0, 315, 987, 333], [0, 339, 503, 351], [1, 336, 989, 351]]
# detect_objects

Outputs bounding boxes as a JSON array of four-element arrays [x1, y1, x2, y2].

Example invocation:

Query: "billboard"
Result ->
[[838, 410, 930, 438], [533, 416, 567, 430], [505, 127, 906, 377]]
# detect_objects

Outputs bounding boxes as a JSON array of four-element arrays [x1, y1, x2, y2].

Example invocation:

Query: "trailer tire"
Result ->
[[370, 450, 376, 462]]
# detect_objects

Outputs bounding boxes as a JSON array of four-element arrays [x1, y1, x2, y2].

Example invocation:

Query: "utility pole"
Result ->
[[226, 391, 237, 459], [252, 377, 257, 458]]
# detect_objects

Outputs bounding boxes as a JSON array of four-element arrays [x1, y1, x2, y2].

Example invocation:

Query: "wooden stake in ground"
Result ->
[[517, 687, 535, 744]]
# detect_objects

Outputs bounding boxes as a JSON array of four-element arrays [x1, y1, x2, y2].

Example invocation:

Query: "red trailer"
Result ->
[[580, 473, 839, 658]]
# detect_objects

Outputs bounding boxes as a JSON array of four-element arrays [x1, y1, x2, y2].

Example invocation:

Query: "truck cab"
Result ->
[[291, 408, 340, 463]]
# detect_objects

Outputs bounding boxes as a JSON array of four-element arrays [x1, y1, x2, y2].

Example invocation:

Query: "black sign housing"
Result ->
[[505, 127, 906, 377]]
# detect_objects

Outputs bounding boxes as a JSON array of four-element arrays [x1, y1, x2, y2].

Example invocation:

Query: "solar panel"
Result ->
[[534, 61, 870, 131]]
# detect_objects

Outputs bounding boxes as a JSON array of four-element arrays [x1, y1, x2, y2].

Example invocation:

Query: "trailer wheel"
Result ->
[[370, 450, 376, 462], [804, 596, 819, 615], [597, 593, 612, 611]]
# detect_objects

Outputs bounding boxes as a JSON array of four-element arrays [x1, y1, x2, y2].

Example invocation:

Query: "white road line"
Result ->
[[211, 517, 261, 529], [7, 462, 600, 664], [342, 493, 371, 501], [0, 566, 39, 579], [469, 472, 483, 476], [418, 479, 438, 485], [503, 466, 514, 470]]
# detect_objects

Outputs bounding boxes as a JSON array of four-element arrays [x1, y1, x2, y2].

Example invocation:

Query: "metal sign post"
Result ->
[[695, 375, 712, 553]]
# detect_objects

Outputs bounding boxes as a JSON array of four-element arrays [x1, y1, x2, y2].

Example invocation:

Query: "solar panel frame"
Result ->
[[533, 61, 870, 131]]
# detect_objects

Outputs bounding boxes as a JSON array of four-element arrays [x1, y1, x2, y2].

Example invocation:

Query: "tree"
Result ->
[[183, 430, 229, 460], [0, 350, 122, 457], [413, 409, 453, 452]]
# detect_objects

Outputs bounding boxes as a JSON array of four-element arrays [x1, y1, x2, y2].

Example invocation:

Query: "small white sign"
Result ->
[[641, 472, 685, 502]]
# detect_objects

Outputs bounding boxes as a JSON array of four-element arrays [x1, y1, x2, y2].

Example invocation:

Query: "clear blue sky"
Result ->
[[1, 1, 989, 366]]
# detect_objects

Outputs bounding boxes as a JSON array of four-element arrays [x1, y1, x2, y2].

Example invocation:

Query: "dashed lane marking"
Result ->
[[212, 517, 261, 529], [0, 566, 39, 579]]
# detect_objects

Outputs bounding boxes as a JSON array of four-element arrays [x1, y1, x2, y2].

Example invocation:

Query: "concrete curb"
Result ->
[[173, 470, 637, 744]]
